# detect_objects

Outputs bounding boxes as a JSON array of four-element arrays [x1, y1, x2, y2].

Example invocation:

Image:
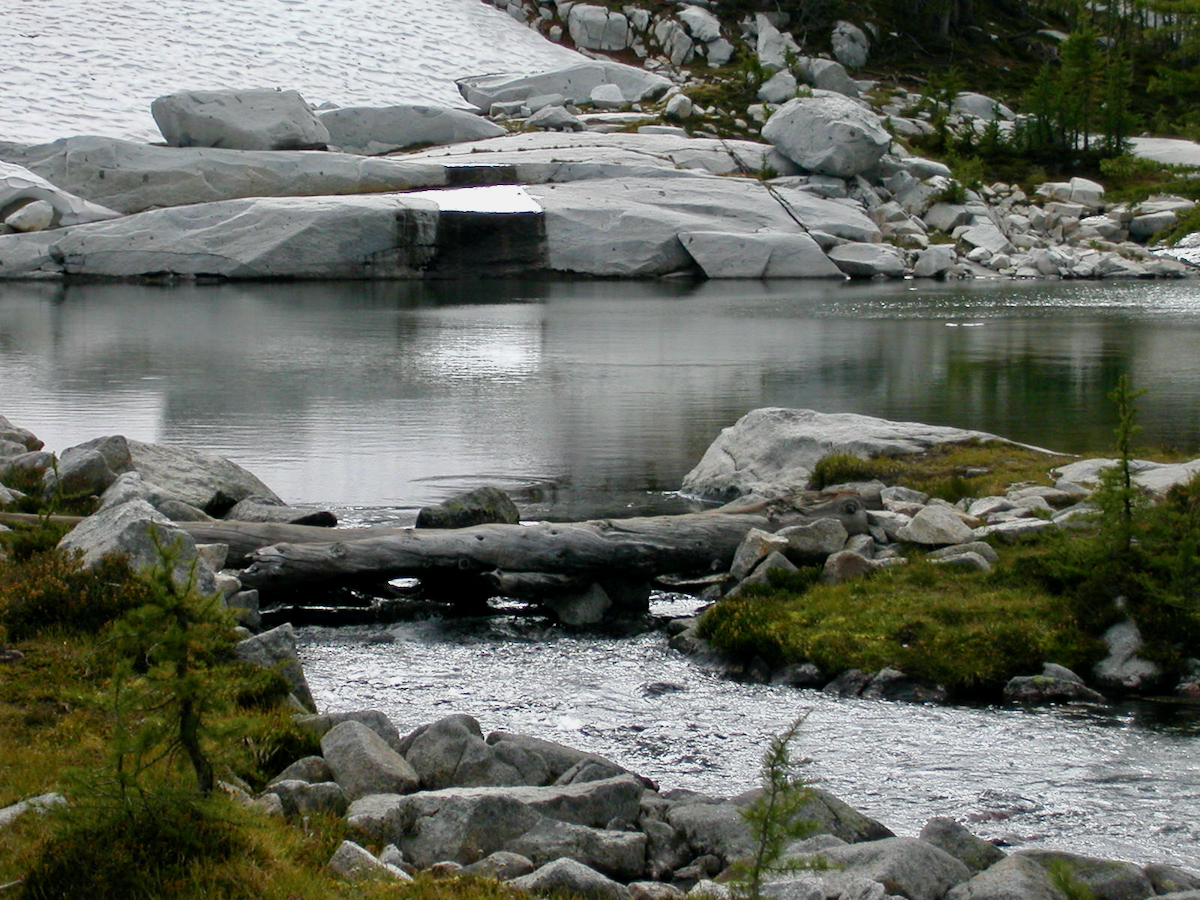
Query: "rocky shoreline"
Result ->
[[3, 3, 1199, 281], [3, 410, 1200, 893]]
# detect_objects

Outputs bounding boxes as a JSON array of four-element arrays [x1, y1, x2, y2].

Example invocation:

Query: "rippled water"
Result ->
[[298, 601, 1200, 868], [2, 0, 581, 145]]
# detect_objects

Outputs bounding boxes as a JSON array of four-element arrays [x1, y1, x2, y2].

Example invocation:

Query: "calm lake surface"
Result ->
[[3, 277, 1199, 867], [4, 277, 1200, 521]]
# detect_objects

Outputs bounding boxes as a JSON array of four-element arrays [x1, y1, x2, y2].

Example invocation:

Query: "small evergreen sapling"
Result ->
[[732, 714, 818, 900]]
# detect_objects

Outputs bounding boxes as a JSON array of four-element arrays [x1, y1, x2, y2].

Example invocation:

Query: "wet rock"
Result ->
[[152, 88, 330, 151], [862, 668, 948, 703], [823, 668, 871, 697], [224, 496, 336, 526]]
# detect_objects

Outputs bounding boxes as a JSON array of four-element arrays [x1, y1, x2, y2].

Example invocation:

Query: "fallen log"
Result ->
[[238, 493, 869, 598]]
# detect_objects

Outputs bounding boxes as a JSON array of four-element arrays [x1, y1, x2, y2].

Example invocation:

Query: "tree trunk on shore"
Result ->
[[237, 493, 868, 599]]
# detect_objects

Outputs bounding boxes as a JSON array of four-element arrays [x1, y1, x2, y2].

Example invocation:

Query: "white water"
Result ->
[[1, 0, 582, 145]]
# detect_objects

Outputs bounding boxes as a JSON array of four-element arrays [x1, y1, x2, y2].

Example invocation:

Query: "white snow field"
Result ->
[[2, 0, 583, 145]]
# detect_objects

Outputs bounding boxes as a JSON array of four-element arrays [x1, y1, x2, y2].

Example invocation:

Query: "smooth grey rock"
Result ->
[[758, 70, 799, 104], [43, 193, 442, 281], [770, 186, 881, 242], [348, 776, 643, 868], [816, 837, 970, 900], [486, 731, 630, 783], [269, 755, 332, 786], [897, 506, 974, 545], [328, 839, 412, 881], [1145, 863, 1200, 895], [762, 95, 891, 178], [678, 6, 721, 42], [321, 720, 420, 800], [653, 18, 696, 67], [630, 882, 687, 900], [99, 471, 212, 522], [462, 850, 536, 879], [458, 62, 671, 110], [0, 135, 451, 214], [679, 230, 843, 279], [952, 92, 1015, 121], [1003, 672, 1105, 705], [862, 667, 948, 703], [682, 408, 1012, 503], [415, 485, 520, 529], [919, 818, 1005, 874], [265, 779, 348, 818], [755, 15, 801, 73], [568, 5, 631, 51], [510, 857, 630, 900], [506, 818, 648, 880], [57, 498, 218, 595], [831, 21, 870, 69], [0, 792, 67, 829], [295, 709, 403, 751], [1018, 850, 1153, 900], [224, 497, 335, 526], [1054, 456, 1200, 498], [528, 105, 586, 131], [802, 58, 860, 98], [0, 415, 42, 452], [913, 245, 958, 277], [731, 551, 800, 594], [828, 242, 905, 278], [4, 199, 55, 232], [946, 854, 1062, 900], [1094, 621, 1162, 692], [403, 713, 540, 789], [152, 89, 330, 151], [320, 104, 506, 155], [730, 528, 791, 581], [777, 518, 848, 562], [235, 623, 316, 712], [0, 159, 120, 227], [929, 551, 992, 573]]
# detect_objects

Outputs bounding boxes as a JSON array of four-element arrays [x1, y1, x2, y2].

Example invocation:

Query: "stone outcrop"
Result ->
[[681, 407, 1013, 502], [457, 62, 671, 112], [318, 104, 506, 155], [761, 94, 891, 178], [1, 160, 121, 229], [151, 89, 330, 151]]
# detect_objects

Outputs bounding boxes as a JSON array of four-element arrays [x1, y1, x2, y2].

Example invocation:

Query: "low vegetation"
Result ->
[[702, 386, 1200, 699]]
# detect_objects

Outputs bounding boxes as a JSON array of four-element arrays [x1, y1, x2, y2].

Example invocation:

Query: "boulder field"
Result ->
[[2, 31, 1197, 282]]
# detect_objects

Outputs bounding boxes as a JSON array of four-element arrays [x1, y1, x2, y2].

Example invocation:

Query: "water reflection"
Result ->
[[2, 279, 1199, 516]]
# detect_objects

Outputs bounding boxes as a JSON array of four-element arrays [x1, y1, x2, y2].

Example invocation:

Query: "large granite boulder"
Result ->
[[919, 818, 1005, 875], [0, 136, 450, 214], [568, 5, 632, 51], [235, 623, 317, 712], [320, 720, 420, 800], [510, 858, 630, 900], [679, 231, 843, 278], [125, 438, 278, 515], [1, 160, 120, 228], [813, 837, 971, 900], [318, 105, 506, 155], [505, 818, 648, 880], [0, 415, 42, 453], [346, 776, 644, 868], [1017, 850, 1154, 900], [827, 242, 905, 278], [151, 89, 330, 151], [457, 62, 671, 111], [56, 498, 218, 596], [401, 713, 548, 789], [762, 95, 891, 178], [681, 408, 1009, 502], [831, 21, 870, 69]]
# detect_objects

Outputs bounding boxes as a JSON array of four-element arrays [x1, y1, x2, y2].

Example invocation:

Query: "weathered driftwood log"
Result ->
[[238, 493, 869, 598]]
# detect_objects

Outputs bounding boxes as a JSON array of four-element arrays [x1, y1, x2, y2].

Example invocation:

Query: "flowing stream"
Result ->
[[2, 278, 1200, 867]]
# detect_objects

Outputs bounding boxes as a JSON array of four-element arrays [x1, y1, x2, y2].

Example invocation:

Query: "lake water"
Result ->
[[3, 277, 1199, 522], [3, 278, 1200, 868]]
